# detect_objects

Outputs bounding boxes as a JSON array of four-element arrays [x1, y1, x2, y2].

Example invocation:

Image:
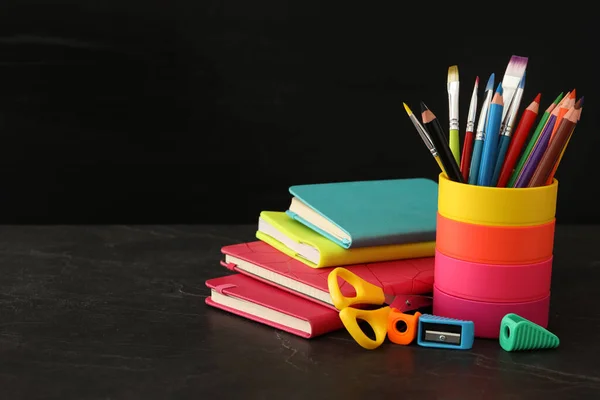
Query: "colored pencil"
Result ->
[[477, 83, 504, 186], [403, 102, 445, 174], [548, 89, 576, 143], [491, 73, 526, 186], [460, 77, 479, 182], [513, 103, 562, 187], [468, 73, 495, 185], [499, 56, 528, 129], [447, 65, 460, 164], [545, 96, 584, 184], [496, 93, 541, 187], [507, 92, 564, 187], [528, 100, 582, 187], [420, 102, 464, 183]]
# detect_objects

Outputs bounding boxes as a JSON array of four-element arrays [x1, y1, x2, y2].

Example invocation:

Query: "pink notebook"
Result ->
[[205, 273, 343, 338], [220, 241, 434, 311]]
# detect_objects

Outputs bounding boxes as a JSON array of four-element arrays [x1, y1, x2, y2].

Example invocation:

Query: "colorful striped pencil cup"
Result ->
[[433, 173, 558, 338]]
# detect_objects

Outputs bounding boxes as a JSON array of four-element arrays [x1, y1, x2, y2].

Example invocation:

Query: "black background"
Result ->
[[0, 2, 596, 224]]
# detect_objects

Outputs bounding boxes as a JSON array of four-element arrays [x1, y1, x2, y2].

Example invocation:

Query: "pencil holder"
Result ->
[[433, 287, 550, 339], [433, 173, 558, 339], [436, 214, 555, 265], [434, 250, 552, 303]]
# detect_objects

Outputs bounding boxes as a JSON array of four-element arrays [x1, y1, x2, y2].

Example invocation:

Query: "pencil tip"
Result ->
[[569, 89, 576, 99], [420, 101, 429, 113], [403, 102, 412, 115], [496, 82, 503, 95], [534, 93, 541, 103], [554, 92, 564, 104], [575, 96, 584, 108]]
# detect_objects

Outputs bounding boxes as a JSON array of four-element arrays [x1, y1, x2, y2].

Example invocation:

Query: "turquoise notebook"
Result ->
[[285, 178, 438, 249]]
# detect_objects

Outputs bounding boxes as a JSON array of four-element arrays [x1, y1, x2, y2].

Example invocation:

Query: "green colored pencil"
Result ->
[[507, 92, 564, 187]]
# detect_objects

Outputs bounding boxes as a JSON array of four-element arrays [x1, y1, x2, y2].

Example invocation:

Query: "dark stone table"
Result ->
[[0, 225, 598, 399]]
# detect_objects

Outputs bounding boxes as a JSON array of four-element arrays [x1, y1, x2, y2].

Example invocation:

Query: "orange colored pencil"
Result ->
[[548, 89, 576, 143], [528, 104, 580, 187], [545, 96, 584, 184]]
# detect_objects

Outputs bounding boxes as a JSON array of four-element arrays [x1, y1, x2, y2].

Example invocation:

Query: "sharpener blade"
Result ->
[[424, 329, 461, 345]]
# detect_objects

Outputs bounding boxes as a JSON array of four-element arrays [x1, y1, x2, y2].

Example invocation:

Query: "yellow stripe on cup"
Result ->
[[438, 173, 558, 226]]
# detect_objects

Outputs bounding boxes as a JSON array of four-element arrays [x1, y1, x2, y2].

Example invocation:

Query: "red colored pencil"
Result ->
[[496, 93, 541, 187], [460, 77, 479, 181]]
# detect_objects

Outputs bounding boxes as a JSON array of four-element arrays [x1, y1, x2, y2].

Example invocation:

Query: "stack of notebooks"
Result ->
[[205, 178, 439, 339]]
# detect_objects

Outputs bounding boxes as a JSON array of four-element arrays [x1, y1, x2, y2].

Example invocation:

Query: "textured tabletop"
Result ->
[[0, 224, 598, 399]]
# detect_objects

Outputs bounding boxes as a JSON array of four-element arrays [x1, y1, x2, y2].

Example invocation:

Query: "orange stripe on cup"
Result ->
[[436, 213, 555, 265], [434, 250, 552, 303]]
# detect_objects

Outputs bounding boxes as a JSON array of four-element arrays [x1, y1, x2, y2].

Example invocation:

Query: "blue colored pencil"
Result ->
[[477, 83, 504, 186], [468, 73, 495, 185]]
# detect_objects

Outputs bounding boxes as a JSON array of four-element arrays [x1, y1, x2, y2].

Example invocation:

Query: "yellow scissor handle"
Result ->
[[327, 267, 386, 310], [339, 306, 391, 350]]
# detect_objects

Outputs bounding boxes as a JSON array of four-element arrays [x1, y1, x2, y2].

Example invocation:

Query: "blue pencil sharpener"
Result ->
[[417, 314, 474, 350]]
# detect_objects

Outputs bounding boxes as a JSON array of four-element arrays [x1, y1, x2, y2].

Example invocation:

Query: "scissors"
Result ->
[[327, 267, 432, 350]]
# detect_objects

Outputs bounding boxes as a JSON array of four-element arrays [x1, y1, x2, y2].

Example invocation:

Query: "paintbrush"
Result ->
[[491, 72, 526, 186], [447, 65, 460, 165], [468, 73, 494, 185], [403, 102, 445, 174], [499, 55, 528, 131], [460, 76, 478, 181]]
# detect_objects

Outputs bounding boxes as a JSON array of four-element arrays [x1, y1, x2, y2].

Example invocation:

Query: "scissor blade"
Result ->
[[387, 294, 433, 312], [384, 294, 398, 305]]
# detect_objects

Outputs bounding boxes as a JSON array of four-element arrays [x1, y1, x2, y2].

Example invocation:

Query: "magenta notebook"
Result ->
[[220, 241, 434, 311], [205, 273, 343, 338]]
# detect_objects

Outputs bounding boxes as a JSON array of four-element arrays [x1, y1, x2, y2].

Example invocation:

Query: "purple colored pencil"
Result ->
[[513, 114, 557, 187]]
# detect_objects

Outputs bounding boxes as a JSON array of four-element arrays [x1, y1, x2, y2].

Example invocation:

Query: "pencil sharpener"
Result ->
[[417, 314, 474, 350]]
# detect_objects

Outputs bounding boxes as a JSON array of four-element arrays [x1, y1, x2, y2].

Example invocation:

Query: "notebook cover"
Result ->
[[257, 211, 435, 268], [221, 241, 435, 311], [205, 273, 343, 338], [287, 178, 438, 248]]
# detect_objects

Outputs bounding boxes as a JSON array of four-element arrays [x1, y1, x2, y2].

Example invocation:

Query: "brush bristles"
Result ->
[[506, 56, 528, 76], [485, 73, 495, 92], [447, 65, 459, 83]]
